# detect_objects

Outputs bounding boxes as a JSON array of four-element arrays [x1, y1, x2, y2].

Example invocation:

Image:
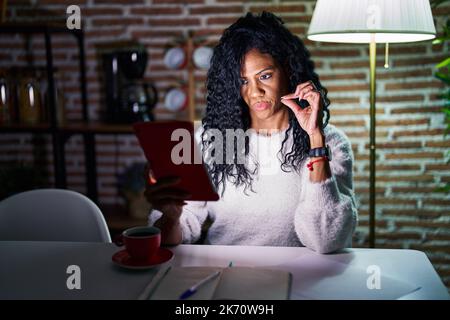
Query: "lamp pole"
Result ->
[[187, 31, 196, 122], [307, 0, 436, 250], [369, 34, 377, 248]]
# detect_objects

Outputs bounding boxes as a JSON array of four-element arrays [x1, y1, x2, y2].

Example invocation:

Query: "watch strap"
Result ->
[[309, 145, 330, 159]]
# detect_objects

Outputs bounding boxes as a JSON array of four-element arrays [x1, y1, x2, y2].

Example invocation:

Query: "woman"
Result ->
[[145, 12, 357, 253]]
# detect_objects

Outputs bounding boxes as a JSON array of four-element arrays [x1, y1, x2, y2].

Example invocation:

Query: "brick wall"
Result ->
[[0, 0, 449, 290]]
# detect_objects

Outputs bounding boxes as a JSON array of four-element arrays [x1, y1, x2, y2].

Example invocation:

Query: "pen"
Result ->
[[179, 270, 221, 300]]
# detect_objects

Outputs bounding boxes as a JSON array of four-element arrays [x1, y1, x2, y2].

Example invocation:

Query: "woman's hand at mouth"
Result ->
[[280, 81, 324, 137]]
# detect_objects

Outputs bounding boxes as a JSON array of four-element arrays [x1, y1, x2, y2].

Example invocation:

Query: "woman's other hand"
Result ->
[[143, 165, 190, 221], [280, 80, 324, 137]]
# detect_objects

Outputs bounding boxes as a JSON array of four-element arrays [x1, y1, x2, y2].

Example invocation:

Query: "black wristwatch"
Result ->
[[309, 145, 332, 161]]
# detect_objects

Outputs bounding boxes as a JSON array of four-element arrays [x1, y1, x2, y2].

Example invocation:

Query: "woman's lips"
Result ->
[[253, 102, 271, 111]]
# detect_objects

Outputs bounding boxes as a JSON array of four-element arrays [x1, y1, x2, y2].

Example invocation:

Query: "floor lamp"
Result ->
[[307, 0, 436, 248]]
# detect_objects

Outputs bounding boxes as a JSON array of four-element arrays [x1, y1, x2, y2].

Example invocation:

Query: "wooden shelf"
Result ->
[[0, 22, 82, 35], [1, 23, 91, 199], [61, 122, 134, 134], [0, 123, 52, 133], [0, 120, 204, 134], [0, 122, 134, 134]]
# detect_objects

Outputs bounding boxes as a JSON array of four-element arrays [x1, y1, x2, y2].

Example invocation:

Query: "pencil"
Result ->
[[137, 265, 172, 300]]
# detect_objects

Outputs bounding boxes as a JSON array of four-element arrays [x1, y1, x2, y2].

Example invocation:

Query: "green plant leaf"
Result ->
[[433, 35, 450, 45], [444, 90, 450, 100], [435, 183, 450, 193], [435, 72, 450, 85], [431, 0, 450, 8], [436, 57, 450, 69]]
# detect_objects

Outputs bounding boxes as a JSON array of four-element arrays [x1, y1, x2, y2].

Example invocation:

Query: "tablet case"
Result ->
[[133, 121, 219, 201]]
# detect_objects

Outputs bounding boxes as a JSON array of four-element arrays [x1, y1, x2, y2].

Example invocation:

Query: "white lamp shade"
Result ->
[[307, 0, 436, 43]]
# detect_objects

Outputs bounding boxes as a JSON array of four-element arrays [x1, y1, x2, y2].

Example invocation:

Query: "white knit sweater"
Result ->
[[148, 124, 358, 254]]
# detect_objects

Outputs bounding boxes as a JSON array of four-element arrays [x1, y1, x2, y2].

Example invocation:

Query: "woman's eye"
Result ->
[[240, 79, 248, 85], [260, 73, 272, 80]]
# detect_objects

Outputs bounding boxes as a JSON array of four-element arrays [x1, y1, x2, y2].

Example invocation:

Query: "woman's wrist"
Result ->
[[160, 213, 181, 226], [156, 215, 182, 246], [309, 131, 325, 149]]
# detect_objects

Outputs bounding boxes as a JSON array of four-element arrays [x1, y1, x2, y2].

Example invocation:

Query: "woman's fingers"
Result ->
[[147, 169, 158, 185], [281, 81, 323, 134], [281, 97, 305, 116], [147, 188, 192, 202], [281, 81, 316, 101], [145, 186, 191, 199], [303, 91, 321, 110], [144, 162, 180, 187], [294, 85, 301, 96], [281, 92, 299, 100], [301, 86, 314, 97], [143, 163, 150, 180], [153, 199, 187, 207], [146, 176, 181, 191], [143, 164, 158, 186], [302, 91, 322, 131], [294, 81, 314, 93], [152, 200, 186, 218], [152, 198, 187, 212]]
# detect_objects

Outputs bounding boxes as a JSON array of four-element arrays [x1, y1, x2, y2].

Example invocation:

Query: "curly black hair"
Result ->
[[202, 11, 331, 195]]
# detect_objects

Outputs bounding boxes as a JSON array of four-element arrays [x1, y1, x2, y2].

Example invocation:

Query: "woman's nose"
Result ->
[[250, 82, 264, 98]]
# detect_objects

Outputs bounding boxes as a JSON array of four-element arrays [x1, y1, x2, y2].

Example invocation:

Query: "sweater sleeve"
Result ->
[[294, 126, 358, 254], [147, 201, 209, 244]]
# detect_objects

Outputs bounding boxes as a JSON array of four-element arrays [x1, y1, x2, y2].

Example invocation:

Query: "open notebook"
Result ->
[[146, 266, 292, 300]]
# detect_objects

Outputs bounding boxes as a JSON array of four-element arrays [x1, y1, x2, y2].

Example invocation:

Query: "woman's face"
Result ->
[[240, 49, 289, 123]]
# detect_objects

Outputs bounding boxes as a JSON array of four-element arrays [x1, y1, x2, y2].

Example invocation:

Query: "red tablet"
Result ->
[[133, 121, 219, 201]]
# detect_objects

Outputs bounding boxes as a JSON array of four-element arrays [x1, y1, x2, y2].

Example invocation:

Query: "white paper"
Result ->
[[270, 251, 420, 300]]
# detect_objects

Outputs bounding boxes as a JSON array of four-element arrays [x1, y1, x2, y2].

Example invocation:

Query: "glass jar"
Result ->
[[18, 70, 42, 125], [0, 70, 11, 124], [40, 69, 67, 125]]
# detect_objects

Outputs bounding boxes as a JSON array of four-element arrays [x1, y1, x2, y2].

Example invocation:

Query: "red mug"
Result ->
[[115, 226, 161, 261]]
